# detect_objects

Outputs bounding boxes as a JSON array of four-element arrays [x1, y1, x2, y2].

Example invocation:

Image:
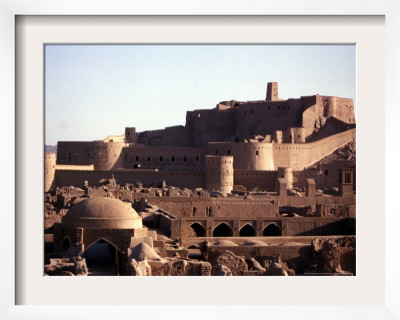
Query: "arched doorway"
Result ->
[[213, 222, 233, 237], [263, 223, 281, 236], [190, 222, 206, 237], [239, 224, 256, 237], [62, 236, 71, 250], [83, 239, 122, 276]]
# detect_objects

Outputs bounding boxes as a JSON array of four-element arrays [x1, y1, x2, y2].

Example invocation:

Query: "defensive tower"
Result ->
[[266, 82, 279, 101], [277, 167, 293, 189], [205, 155, 234, 194], [44, 152, 56, 192], [125, 127, 137, 143]]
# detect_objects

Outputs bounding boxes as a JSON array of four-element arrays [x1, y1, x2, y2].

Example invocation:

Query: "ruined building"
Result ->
[[44, 82, 356, 276]]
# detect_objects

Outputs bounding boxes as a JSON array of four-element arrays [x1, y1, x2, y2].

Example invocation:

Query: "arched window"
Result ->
[[263, 224, 281, 236], [239, 224, 256, 237], [190, 222, 206, 237], [213, 222, 233, 237]]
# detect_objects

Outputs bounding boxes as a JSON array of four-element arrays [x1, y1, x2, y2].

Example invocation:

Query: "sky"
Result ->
[[45, 44, 356, 145]]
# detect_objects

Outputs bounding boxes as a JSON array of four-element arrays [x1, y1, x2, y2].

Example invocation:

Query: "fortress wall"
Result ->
[[137, 125, 190, 147], [332, 98, 355, 124], [235, 99, 303, 138], [186, 108, 236, 147], [123, 146, 204, 171], [148, 197, 279, 219], [57, 141, 126, 170], [302, 104, 318, 138], [273, 128, 355, 169], [55, 164, 94, 170], [55, 169, 205, 189], [234, 170, 277, 191], [207, 142, 274, 170]]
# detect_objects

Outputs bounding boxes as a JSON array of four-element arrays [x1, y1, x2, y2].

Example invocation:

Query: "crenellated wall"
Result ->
[[57, 141, 127, 170], [273, 129, 355, 170]]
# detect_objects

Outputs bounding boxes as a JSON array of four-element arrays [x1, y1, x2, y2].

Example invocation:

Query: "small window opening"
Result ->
[[325, 170, 328, 176]]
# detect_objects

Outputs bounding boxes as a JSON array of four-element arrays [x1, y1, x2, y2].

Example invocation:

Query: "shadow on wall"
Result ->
[[295, 218, 355, 236]]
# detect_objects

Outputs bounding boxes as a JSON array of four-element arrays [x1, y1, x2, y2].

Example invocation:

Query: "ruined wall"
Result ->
[[137, 125, 190, 147], [321, 96, 355, 124], [273, 129, 355, 169], [283, 217, 351, 236], [233, 170, 277, 191], [148, 197, 279, 220], [292, 160, 356, 190], [55, 169, 205, 189], [234, 99, 304, 139], [302, 95, 355, 140], [207, 142, 274, 170], [186, 108, 236, 147], [123, 146, 204, 171]]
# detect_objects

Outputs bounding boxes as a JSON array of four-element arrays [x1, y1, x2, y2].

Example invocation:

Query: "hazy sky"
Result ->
[[45, 44, 356, 145]]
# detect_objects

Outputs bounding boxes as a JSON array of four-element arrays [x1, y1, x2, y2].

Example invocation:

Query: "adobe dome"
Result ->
[[62, 197, 142, 229]]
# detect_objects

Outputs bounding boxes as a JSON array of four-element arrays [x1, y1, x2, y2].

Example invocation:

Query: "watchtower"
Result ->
[[44, 152, 56, 192], [266, 82, 279, 101], [125, 127, 137, 143], [205, 155, 234, 194]]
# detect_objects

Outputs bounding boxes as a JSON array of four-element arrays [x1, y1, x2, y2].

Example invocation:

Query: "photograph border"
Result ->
[[1, 1, 399, 319]]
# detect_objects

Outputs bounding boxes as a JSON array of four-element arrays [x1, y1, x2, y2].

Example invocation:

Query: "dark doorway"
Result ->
[[239, 224, 256, 237], [213, 223, 233, 237], [83, 239, 121, 276], [62, 236, 71, 250], [190, 222, 206, 237], [263, 224, 281, 236]]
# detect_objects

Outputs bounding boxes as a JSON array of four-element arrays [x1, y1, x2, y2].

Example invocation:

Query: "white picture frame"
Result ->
[[1, 1, 399, 319]]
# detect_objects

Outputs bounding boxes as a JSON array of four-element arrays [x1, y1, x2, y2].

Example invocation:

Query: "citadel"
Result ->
[[44, 82, 356, 276]]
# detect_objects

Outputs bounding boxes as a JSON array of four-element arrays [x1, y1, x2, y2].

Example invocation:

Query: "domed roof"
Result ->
[[62, 197, 142, 229]]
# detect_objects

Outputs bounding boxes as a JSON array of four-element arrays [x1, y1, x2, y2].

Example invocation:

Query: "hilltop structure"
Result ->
[[47, 82, 355, 193]]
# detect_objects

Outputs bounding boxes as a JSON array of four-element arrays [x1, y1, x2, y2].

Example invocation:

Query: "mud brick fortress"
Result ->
[[44, 82, 356, 276], [46, 82, 355, 192]]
